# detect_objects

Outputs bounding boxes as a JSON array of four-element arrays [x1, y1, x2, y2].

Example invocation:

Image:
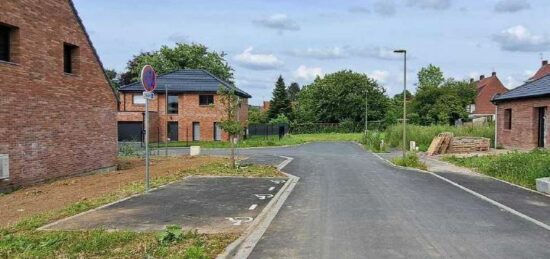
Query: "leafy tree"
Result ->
[[297, 70, 389, 125], [268, 75, 292, 120], [287, 82, 301, 102], [385, 90, 414, 126], [411, 65, 476, 125], [248, 107, 268, 124], [104, 68, 120, 91], [217, 87, 243, 168], [269, 114, 290, 125], [119, 43, 234, 86]]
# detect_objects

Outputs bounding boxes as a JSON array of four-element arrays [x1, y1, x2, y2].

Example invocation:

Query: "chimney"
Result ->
[[543, 60, 548, 66], [480, 75, 485, 80], [492, 72, 497, 77]]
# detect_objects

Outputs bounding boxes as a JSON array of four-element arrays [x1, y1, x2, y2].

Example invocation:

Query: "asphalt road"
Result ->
[[165, 143, 550, 258]]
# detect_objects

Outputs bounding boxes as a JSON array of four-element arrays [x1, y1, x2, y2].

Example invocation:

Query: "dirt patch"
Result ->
[[0, 156, 223, 228]]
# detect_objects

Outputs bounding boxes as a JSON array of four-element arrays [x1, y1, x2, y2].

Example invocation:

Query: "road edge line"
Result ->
[[371, 152, 550, 232], [217, 156, 299, 259]]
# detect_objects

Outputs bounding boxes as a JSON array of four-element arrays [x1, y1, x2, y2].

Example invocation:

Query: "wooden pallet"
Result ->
[[427, 132, 454, 156]]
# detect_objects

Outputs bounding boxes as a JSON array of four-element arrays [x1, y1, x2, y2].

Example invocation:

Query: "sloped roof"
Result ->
[[118, 69, 252, 98], [492, 74, 550, 103], [530, 63, 550, 81]]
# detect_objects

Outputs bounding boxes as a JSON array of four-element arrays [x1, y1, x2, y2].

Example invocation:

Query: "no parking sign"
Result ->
[[140, 65, 156, 193], [141, 65, 157, 92]]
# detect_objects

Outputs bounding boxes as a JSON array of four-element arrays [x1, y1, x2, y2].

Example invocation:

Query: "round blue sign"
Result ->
[[141, 65, 157, 92]]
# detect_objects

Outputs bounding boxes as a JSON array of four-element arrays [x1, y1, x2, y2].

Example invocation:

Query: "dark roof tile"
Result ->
[[492, 74, 550, 102], [119, 69, 251, 98]]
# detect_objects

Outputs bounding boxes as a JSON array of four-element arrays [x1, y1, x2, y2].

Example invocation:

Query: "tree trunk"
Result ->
[[230, 135, 236, 168]]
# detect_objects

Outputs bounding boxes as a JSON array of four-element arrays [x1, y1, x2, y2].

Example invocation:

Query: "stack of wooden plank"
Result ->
[[426, 132, 454, 156], [449, 137, 490, 153]]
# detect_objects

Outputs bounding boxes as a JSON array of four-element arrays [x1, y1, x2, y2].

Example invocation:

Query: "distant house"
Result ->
[[492, 74, 550, 149], [117, 69, 251, 142], [0, 0, 118, 190], [261, 101, 271, 112], [529, 60, 550, 81], [469, 72, 508, 120]]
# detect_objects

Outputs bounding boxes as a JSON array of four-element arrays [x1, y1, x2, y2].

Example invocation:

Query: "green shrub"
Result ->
[[444, 150, 550, 189], [391, 152, 428, 170], [362, 131, 386, 152], [119, 143, 139, 157], [384, 124, 494, 151], [158, 225, 184, 245]]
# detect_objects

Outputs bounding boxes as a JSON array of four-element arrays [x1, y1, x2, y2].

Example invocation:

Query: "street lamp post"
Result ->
[[364, 90, 368, 134], [394, 49, 407, 159]]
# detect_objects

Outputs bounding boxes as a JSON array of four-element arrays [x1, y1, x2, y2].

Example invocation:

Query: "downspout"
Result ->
[[494, 104, 498, 148]]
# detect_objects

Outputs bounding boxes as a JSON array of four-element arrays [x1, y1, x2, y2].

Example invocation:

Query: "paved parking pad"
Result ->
[[42, 176, 287, 233], [240, 155, 287, 167]]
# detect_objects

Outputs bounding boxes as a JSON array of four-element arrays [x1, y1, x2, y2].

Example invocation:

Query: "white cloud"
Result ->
[[293, 65, 324, 82], [367, 70, 390, 84], [493, 25, 550, 52], [407, 0, 452, 10], [287, 47, 347, 59], [494, 0, 530, 13], [234, 47, 283, 70], [374, 0, 396, 16], [349, 46, 402, 60], [253, 14, 300, 32]]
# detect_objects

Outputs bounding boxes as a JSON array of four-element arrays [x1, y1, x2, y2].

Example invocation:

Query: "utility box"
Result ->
[[190, 146, 201, 156]]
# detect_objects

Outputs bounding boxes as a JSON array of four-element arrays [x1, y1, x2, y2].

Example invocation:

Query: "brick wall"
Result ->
[[0, 0, 118, 190], [496, 98, 550, 150], [118, 92, 248, 142], [474, 75, 508, 116]]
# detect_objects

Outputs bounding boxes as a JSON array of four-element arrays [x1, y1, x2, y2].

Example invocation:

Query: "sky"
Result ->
[[73, 0, 550, 105]]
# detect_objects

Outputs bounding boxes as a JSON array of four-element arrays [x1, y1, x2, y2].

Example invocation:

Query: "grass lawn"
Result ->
[[0, 156, 281, 258], [443, 150, 550, 189], [153, 133, 364, 148]]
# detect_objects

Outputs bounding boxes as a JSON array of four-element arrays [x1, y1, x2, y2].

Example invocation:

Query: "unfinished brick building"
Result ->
[[117, 69, 250, 142], [492, 74, 550, 150], [0, 0, 118, 190]]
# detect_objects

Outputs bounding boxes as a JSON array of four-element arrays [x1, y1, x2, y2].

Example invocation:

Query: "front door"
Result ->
[[214, 122, 222, 141], [168, 122, 178, 141], [537, 107, 546, 148], [193, 122, 201, 141]]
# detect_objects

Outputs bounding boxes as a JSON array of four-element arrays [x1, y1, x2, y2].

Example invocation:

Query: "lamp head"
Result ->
[[393, 49, 406, 53]]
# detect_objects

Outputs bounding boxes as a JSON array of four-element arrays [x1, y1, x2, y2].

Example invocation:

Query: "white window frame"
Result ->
[[0, 154, 9, 179], [133, 94, 146, 105]]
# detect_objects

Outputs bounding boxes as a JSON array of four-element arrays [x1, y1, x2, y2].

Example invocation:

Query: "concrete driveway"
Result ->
[[176, 142, 550, 258]]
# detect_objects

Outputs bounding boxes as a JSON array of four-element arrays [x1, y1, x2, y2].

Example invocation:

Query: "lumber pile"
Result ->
[[449, 137, 490, 153], [426, 132, 454, 156], [426, 133, 490, 155]]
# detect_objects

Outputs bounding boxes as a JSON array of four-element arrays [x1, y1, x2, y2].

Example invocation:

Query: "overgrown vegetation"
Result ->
[[384, 124, 494, 151], [0, 161, 278, 258], [362, 131, 387, 153], [444, 150, 550, 189], [156, 133, 364, 148], [391, 152, 428, 171]]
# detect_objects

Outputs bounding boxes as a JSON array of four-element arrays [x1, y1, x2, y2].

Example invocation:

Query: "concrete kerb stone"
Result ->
[[371, 152, 550, 232], [217, 156, 299, 259]]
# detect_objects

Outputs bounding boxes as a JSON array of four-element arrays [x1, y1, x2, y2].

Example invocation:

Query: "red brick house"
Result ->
[[530, 60, 550, 81], [469, 72, 508, 120], [492, 74, 550, 149], [117, 69, 251, 142], [0, 0, 118, 190]]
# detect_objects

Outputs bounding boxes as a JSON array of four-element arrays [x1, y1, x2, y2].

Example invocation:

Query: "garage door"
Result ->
[[118, 122, 143, 142]]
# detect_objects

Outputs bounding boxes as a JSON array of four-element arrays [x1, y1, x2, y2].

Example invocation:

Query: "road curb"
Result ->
[[371, 152, 550, 232], [217, 156, 299, 259]]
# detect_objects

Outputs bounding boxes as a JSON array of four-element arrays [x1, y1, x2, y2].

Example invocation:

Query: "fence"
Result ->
[[247, 123, 289, 138]]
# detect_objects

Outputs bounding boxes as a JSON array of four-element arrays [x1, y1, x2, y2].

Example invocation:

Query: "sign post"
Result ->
[[141, 65, 157, 192]]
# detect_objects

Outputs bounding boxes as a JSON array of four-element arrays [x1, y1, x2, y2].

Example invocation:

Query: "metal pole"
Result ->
[[364, 90, 368, 134], [145, 97, 150, 192], [402, 52, 407, 159], [165, 86, 168, 156]]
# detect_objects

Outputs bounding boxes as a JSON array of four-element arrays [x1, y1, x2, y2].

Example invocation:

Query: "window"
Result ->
[[0, 24, 13, 62], [504, 108, 512, 130], [199, 95, 214, 106], [63, 43, 78, 74], [167, 95, 179, 114], [133, 94, 145, 105]]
